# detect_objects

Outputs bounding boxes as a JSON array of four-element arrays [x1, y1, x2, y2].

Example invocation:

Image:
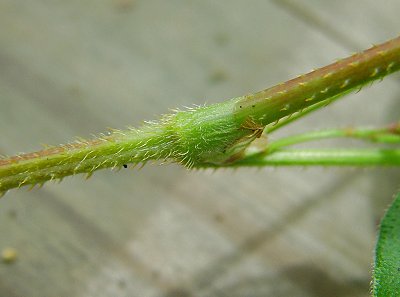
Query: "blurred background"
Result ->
[[0, 1, 399, 296]]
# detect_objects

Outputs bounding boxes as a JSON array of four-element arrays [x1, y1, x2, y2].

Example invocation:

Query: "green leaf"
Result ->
[[373, 191, 400, 296]]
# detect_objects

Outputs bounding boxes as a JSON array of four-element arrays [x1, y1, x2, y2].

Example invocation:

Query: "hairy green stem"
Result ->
[[1, 36, 400, 194], [0, 101, 249, 192]]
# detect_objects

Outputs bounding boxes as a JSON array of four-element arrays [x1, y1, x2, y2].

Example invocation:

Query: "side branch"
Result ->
[[227, 149, 400, 167]]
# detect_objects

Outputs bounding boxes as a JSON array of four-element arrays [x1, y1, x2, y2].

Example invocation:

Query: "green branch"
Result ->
[[227, 149, 400, 167], [267, 123, 400, 151], [1, 36, 400, 194], [226, 124, 400, 167]]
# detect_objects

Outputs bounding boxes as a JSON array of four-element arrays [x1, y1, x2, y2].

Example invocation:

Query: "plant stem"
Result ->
[[227, 149, 400, 167], [234, 36, 400, 126], [0, 101, 250, 192], [265, 95, 342, 134], [267, 124, 400, 151], [1, 36, 400, 193]]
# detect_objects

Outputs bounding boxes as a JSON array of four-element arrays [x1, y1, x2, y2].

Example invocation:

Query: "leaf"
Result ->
[[373, 191, 400, 296]]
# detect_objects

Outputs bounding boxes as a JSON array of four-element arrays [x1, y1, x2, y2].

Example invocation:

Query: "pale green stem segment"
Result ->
[[267, 123, 400, 151], [1, 36, 400, 193], [373, 192, 400, 296], [225, 149, 400, 167], [227, 124, 400, 167]]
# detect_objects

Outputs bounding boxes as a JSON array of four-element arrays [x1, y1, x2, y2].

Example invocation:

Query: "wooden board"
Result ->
[[0, 1, 399, 296]]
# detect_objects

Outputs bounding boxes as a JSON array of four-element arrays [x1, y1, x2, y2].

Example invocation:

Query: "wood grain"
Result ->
[[0, 1, 399, 296]]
